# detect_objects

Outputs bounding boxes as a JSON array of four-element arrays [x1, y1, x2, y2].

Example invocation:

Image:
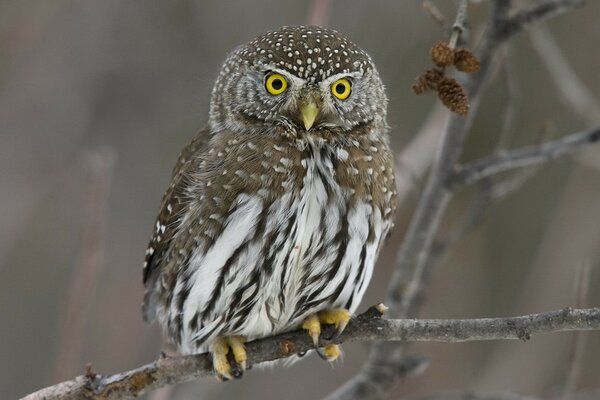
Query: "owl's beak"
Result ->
[[299, 102, 319, 130]]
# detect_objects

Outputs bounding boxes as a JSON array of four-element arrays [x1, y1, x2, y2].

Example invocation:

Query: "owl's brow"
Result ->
[[261, 66, 307, 85], [260, 66, 362, 87], [321, 71, 362, 86]]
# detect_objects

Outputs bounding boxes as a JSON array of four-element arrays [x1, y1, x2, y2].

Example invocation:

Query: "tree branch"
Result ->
[[325, 1, 592, 399], [22, 306, 600, 400], [452, 126, 600, 186], [529, 25, 600, 125], [502, 0, 586, 40]]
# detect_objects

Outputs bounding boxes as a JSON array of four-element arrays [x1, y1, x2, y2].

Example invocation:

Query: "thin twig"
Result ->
[[452, 127, 600, 186], [306, 0, 334, 26], [52, 148, 115, 382], [422, 0, 448, 29], [449, 0, 469, 48], [431, 42, 528, 255], [501, 0, 586, 40], [22, 306, 600, 400], [529, 23, 600, 173], [395, 103, 450, 203], [495, 44, 520, 152], [529, 25, 600, 125]]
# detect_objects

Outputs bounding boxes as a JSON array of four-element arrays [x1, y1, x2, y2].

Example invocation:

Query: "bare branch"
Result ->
[[422, 1, 448, 29], [326, 1, 592, 399], [23, 307, 600, 400], [395, 104, 450, 203], [449, 0, 469, 48], [529, 23, 600, 173], [306, 0, 334, 26], [501, 0, 586, 40], [53, 149, 115, 382], [529, 25, 600, 125], [494, 44, 520, 152], [452, 127, 600, 186]]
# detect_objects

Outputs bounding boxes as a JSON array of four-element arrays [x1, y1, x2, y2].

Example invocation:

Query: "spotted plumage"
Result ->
[[143, 26, 397, 377]]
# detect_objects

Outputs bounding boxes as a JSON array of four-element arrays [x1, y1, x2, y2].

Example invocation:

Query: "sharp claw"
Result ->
[[315, 346, 329, 361], [323, 344, 341, 362], [232, 367, 243, 379], [331, 318, 349, 340], [310, 332, 320, 348], [217, 372, 233, 382]]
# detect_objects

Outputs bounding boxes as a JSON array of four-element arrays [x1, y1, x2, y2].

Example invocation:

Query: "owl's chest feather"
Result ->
[[175, 136, 396, 349], [241, 146, 347, 332]]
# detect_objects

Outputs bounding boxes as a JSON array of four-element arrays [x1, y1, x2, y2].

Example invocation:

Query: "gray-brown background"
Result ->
[[1, 1, 599, 399]]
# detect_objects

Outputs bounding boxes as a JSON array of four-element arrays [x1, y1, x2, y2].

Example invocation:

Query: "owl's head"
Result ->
[[208, 26, 387, 136]]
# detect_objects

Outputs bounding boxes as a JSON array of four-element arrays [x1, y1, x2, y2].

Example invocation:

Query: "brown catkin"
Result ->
[[437, 77, 469, 115], [453, 48, 481, 73], [412, 68, 444, 94], [430, 42, 455, 68]]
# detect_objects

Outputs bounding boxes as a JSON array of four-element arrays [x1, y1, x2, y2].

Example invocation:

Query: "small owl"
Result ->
[[142, 26, 397, 379]]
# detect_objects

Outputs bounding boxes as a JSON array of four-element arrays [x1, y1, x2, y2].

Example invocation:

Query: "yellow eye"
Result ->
[[331, 78, 352, 100], [265, 73, 288, 95]]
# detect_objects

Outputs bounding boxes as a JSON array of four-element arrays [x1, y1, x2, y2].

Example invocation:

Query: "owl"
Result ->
[[142, 26, 397, 379]]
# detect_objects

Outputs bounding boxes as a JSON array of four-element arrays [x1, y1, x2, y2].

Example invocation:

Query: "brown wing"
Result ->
[[142, 128, 209, 322]]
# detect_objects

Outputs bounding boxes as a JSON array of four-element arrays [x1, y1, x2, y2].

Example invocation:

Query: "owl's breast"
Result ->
[[173, 135, 395, 351], [248, 139, 391, 332]]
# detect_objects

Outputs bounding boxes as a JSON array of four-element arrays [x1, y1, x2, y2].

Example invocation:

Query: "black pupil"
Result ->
[[272, 78, 283, 90], [335, 83, 346, 95]]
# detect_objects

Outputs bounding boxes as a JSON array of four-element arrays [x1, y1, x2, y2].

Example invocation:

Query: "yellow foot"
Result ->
[[323, 344, 342, 362], [301, 308, 350, 362], [211, 336, 247, 380], [318, 309, 351, 337]]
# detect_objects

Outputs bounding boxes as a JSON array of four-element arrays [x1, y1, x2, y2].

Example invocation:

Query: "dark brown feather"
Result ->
[[142, 128, 209, 322]]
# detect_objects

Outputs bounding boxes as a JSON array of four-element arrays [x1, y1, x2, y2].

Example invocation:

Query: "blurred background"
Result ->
[[1, 1, 599, 399]]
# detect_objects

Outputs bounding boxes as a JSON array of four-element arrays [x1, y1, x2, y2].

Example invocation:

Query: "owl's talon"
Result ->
[[318, 309, 351, 337], [331, 318, 349, 340], [211, 336, 247, 380], [232, 367, 244, 379], [302, 314, 322, 348], [323, 344, 342, 362], [322, 322, 347, 341], [302, 309, 350, 362], [315, 346, 329, 361], [226, 336, 247, 370]]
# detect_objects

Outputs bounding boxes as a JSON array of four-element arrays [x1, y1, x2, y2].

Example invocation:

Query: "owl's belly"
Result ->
[[176, 146, 389, 353], [229, 154, 386, 341]]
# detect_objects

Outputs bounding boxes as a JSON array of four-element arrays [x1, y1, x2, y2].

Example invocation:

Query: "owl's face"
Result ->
[[209, 26, 387, 136]]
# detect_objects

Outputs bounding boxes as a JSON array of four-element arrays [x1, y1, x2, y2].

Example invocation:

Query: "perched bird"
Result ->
[[142, 25, 397, 379]]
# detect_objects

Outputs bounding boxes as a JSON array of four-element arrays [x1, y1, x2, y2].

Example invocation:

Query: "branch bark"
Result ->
[[452, 127, 600, 186], [22, 306, 600, 400]]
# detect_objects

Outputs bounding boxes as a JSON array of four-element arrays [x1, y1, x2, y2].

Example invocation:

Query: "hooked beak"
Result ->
[[299, 102, 319, 130]]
